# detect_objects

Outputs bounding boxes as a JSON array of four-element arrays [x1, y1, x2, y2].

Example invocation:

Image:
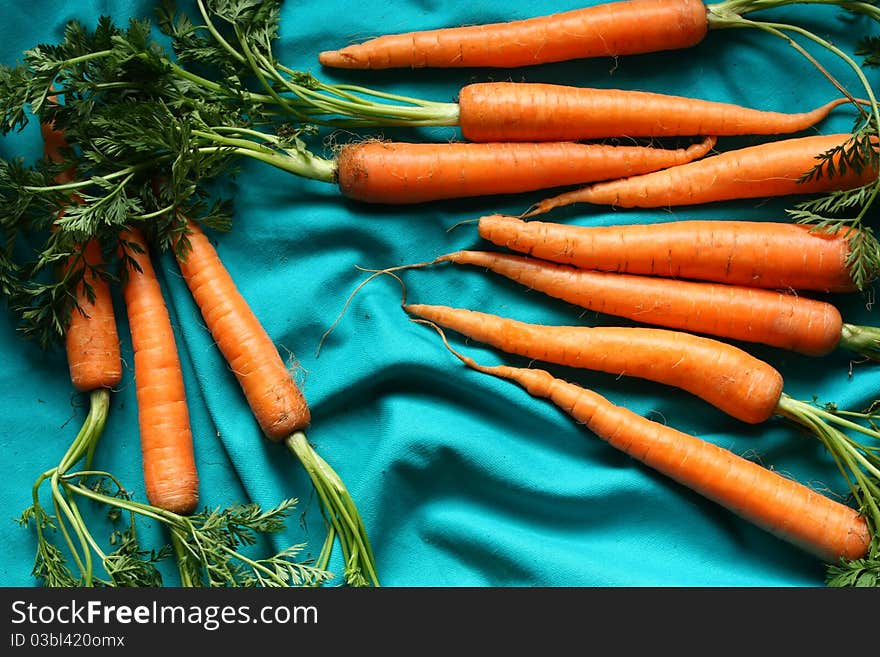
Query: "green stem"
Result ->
[[192, 129, 337, 182], [284, 431, 379, 587], [776, 394, 880, 535], [839, 323, 880, 361]]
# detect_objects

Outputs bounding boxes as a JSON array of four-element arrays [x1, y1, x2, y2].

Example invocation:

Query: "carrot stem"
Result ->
[[284, 431, 379, 587]]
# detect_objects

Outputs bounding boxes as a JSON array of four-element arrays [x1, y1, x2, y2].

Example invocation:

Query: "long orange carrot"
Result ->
[[335, 137, 715, 204], [121, 227, 199, 515], [422, 324, 870, 564], [319, 0, 710, 69], [173, 220, 378, 587], [525, 133, 877, 215], [402, 304, 880, 554], [174, 221, 310, 440], [41, 119, 121, 393], [476, 215, 862, 293], [437, 249, 880, 358], [404, 302, 784, 425], [455, 83, 851, 142]]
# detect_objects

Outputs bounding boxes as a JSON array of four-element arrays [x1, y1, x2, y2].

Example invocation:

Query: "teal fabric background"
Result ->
[[1, 0, 879, 587]]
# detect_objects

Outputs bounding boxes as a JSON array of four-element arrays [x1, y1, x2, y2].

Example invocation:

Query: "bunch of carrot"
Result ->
[[13, 117, 378, 587], [311, 0, 880, 586], [6, 0, 880, 588]]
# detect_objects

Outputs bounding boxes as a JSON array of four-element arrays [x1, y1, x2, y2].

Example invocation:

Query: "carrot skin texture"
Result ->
[[318, 0, 708, 69], [404, 303, 785, 425], [457, 83, 848, 142], [439, 250, 845, 357], [335, 138, 715, 204], [477, 215, 858, 293], [529, 133, 877, 214], [121, 228, 199, 515], [465, 360, 870, 563], [175, 221, 311, 441]]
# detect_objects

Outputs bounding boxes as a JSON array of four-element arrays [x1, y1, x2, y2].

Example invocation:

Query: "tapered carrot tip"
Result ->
[[318, 50, 351, 68]]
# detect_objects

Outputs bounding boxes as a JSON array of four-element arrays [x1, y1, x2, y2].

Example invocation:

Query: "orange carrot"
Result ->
[[476, 215, 862, 293], [174, 221, 310, 440], [60, 239, 123, 393], [319, 0, 710, 69], [456, 83, 851, 142], [173, 219, 378, 587], [422, 325, 870, 564], [41, 119, 121, 393], [120, 227, 199, 515], [525, 133, 877, 215], [436, 249, 876, 358], [335, 137, 715, 204], [404, 302, 784, 425]]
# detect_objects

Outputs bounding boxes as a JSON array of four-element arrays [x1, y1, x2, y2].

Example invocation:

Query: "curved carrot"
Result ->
[[457, 83, 851, 142], [335, 137, 716, 204], [437, 250, 855, 357], [121, 227, 199, 515], [174, 221, 310, 440], [404, 303, 784, 425], [428, 330, 870, 564], [476, 215, 860, 293], [319, 0, 709, 69], [525, 133, 877, 215]]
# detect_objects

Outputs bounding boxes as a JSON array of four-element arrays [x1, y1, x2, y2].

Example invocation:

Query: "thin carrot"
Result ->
[[120, 227, 199, 516], [404, 302, 784, 425], [318, 0, 711, 69], [402, 303, 880, 573], [437, 249, 880, 359], [24, 118, 123, 587], [41, 117, 121, 393], [335, 137, 716, 204], [525, 133, 878, 216], [174, 219, 378, 587], [420, 320, 871, 565], [476, 215, 863, 293], [456, 83, 851, 142]]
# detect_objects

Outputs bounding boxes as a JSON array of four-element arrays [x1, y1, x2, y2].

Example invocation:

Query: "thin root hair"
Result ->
[[315, 258, 438, 357]]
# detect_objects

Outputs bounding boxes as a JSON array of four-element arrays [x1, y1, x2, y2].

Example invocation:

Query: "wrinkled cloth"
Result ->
[[1, 0, 878, 587]]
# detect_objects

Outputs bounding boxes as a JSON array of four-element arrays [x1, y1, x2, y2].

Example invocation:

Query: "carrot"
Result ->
[[318, 0, 711, 69], [41, 117, 121, 393], [402, 303, 880, 573], [476, 215, 863, 293], [173, 219, 378, 587], [420, 322, 871, 564], [120, 226, 199, 515], [404, 302, 785, 425], [335, 137, 716, 204], [59, 239, 123, 393], [317, 0, 871, 73], [525, 133, 878, 216], [455, 83, 851, 142], [175, 221, 310, 440], [437, 249, 880, 359]]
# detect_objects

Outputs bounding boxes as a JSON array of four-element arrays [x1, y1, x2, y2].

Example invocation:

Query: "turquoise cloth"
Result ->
[[1, 0, 878, 587]]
